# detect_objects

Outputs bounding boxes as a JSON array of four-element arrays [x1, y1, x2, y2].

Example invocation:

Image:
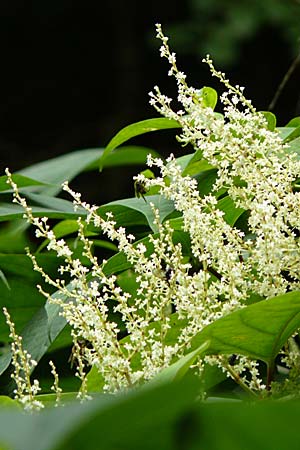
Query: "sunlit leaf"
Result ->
[[191, 291, 300, 366], [261, 111, 276, 131], [100, 118, 181, 169]]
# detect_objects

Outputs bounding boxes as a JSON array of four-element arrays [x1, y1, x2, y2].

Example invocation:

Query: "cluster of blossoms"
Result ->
[[149, 24, 300, 299], [4, 24, 300, 405], [3, 307, 43, 411]]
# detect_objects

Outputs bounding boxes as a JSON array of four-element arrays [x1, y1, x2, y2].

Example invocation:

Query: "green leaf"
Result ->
[[0, 254, 63, 343], [0, 270, 10, 291], [277, 127, 295, 140], [0, 378, 199, 450], [179, 151, 214, 177], [197, 87, 218, 109], [86, 365, 105, 393], [24, 193, 82, 214], [286, 136, 300, 157], [100, 195, 175, 233], [0, 396, 20, 409], [93, 145, 160, 169], [100, 118, 181, 169], [285, 116, 300, 127], [216, 196, 245, 226], [2, 380, 300, 450], [0, 174, 48, 194], [191, 291, 300, 366], [0, 300, 68, 387], [261, 111, 276, 131], [0, 202, 86, 222], [152, 341, 210, 384], [283, 125, 300, 143], [18, 148, 104, 196]]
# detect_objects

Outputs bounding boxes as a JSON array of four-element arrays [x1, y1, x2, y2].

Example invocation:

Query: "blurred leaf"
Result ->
[[0, 378, 199, 450], [24, 193, 81, 213], [18, 149, 104, 196], [0, 270, 10, 291], [100, 118, 181, 169], [191, 291, 300, 366], [0, 174, 48, 194], [0, 220, 30, 253], [0, 396, 20, 409], [0, 202, 86, 222], [0, 254, 62, 343], [2, 379, 300, 450]]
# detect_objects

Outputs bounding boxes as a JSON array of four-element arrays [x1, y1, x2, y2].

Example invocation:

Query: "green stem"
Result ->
[[266, 360, 275, 391], [223, 361, 258, 399]]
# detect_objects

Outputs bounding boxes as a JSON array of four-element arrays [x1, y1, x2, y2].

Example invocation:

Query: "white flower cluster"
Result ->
[[3, 307, 43, 411], [148, 23, 300, 300], [4, 25, 300, 398]]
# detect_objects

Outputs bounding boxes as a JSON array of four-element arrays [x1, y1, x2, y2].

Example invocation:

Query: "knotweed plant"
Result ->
[[4, 24, 300, 408]]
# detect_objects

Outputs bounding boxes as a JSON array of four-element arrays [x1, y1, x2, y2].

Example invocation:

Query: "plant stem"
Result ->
[[266, 361, 275, 391], [223, 361, 258, 399], [268, 49, 300, 111]]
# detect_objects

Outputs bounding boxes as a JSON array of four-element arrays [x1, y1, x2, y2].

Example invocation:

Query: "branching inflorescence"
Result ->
[[4, 24, 300, 406]]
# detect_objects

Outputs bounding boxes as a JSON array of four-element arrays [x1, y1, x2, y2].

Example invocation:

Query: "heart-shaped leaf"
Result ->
[[191, 291, 300, 366]]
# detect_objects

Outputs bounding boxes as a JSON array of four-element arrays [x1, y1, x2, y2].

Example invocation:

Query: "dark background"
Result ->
[[0, 0, 299, 183]]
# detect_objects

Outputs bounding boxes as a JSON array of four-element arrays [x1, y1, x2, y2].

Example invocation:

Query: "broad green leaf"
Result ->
[[14, 146, 156, 199], [18, 149, 104, 196], [0, 396, 20, 409], [195, 168, 226, 197], [261, 111, 276, 131], [0, 202, 86, 222], [191, 291, 300, 366], [283, 125, 300, 143], [177, 150, 214, 177], [87, 145, 160, 169], [277, 127, 295, 140], [36, 220, 81, 252], [0, 378, 199, 450], [0, 174, 48, 193], [0, 254, 63, 342], [2, 380, 300, 450], [152, 341, 210, 384], [86, 365, 105, 393], [0, 220, 30, 253], [100, 195, 175, 233], [0, 299, 68, 385], [24, 193, 83, 214], [285, 116, 300, 127], [286, 136, 300, 157], [100, 118, 181, 169], [216, 196, 245, 226]]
